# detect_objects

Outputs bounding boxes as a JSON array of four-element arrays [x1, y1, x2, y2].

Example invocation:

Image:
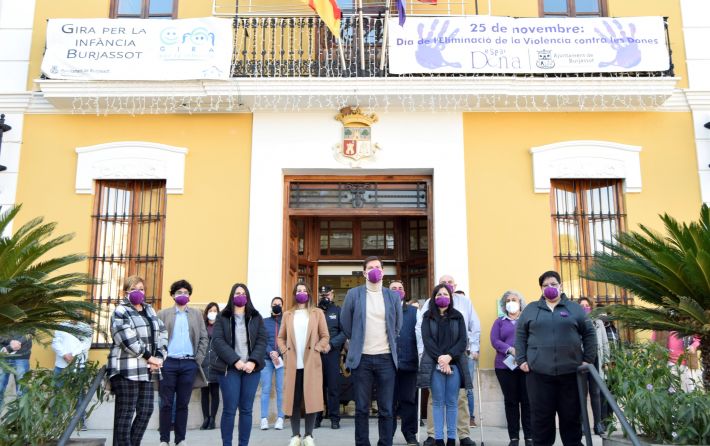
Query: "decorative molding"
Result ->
[[75, 141, 188, 194], [530, 140, 642, 193]]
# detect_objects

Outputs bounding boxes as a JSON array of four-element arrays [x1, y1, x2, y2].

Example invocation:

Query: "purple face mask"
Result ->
[[366, 268, 383, 283], [233, 294, 248, 307], [295, 292, 309, 304], [435, 296, 450, 308], [543, 287, 559, 300], [442, 284, 454, 295], [583, 307, 592, 314], [128, 290, 145, 306], [394, 289, 405, 300], [174, 294, 190, 306]]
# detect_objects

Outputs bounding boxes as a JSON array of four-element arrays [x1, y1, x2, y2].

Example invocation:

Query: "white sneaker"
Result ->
[[288, 435, 302, 446], [159, 443, 169, 446], [274, 417, 284, 430], [260, 418, 269, 430], [176, 442, 187, 446], [302, 435, 316, 446]]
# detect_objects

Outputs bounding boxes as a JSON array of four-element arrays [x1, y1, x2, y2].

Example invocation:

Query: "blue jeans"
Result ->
[[0, 358, 29, 409], [259, 359, 284, 419], [219, 369, 260, 446], [54, 366, 87, 425], [431, 365, 461, 441], [352, 353, 396, 446], [467, 357, 476, 418]]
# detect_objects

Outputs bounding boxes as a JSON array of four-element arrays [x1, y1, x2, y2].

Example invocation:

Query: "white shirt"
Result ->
[[415, 293, 480, 357], [51, 323, 92, 368], [294, 309, 309, 369]]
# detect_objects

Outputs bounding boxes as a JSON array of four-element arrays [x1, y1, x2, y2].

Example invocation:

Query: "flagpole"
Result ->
[[337, 37, 347, 68], [358, 0, 365, 72], [379, 6, 390, 71]]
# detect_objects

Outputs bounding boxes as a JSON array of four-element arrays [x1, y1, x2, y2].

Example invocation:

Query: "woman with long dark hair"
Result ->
[[278, 283, 330, 446], [200, 301, 220, 430], [210, 283, 267, 446]]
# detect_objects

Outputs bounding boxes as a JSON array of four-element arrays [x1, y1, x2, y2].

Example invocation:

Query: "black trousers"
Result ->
[[111, 375, 154, 446], [526, 371, 582, 446], [584, 361, 602, 426], [201, 382, 220, 418], [159, 358, 198, 444], [292, 369, 317, 437], [322, 349, 341, 421], [495, 368, 531, 440], [392, 369, 418, 441]]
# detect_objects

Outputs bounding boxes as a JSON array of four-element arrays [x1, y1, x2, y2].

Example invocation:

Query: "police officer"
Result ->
[[316, 285, 346, 429]]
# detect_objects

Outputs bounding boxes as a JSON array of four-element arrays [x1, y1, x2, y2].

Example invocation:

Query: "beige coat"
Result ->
[[157, 305, 209, 388], [277, 307, 330, 416]]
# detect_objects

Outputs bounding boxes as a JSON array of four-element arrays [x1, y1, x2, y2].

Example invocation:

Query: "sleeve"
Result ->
[[51, 331, 66, 357], [316, 311, 330, 352], [469, 304, 481, 353], [581, 315, 598, 364], [248, 317, 268, 370], [514, 310, 530, 365], [195, 316, 209, 364], [212, 317, 240, 367], [415, 299, 429, 357], [490, 319, 510, 355], [448, 317, 468, 359], [395, 293, 403, 338], [277, 316, 288, 355], [110, 306, 151, 358], [421, 314, 444, 360], [340, 289, 354, 339], [155, 314, 168, 359], [329, 310, 347, 350]]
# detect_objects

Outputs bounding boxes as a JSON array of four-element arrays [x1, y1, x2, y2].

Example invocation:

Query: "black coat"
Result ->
[[417, 308, 472, 390], [397, 303, 419, 372], [320, 300, 346, 351], [209, 311, 267, 378]]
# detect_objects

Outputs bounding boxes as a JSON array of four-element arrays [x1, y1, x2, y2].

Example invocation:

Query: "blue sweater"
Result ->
[[263, 315, 283, 359]]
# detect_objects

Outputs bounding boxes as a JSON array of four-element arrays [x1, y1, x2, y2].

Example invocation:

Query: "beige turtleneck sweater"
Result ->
[[362, 279, 390, 355]]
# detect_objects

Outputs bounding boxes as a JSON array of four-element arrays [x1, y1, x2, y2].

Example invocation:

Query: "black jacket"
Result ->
[[515, 295, 597, 376], [209, 310, 267, 377], [397, 303, 419, 371], [417, 308, 472, 390], [320, 300, 346, 351]]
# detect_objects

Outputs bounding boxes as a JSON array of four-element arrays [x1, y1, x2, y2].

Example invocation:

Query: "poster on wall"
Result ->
[[387, 16, 669, 74], [41, 17, 233, 80]]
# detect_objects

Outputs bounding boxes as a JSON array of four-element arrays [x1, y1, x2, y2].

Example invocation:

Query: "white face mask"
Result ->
[[505, 301, 520, 314], [207, 312, 218, 321]]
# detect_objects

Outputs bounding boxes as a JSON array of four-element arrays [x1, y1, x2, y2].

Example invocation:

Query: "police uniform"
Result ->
[[318, 285, 346, 428]]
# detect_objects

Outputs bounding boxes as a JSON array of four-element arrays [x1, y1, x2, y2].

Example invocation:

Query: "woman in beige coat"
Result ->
[[278, 283, 330, 446]]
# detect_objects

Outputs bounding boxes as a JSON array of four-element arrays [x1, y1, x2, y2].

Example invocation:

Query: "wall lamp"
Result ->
[[705, 121, 710, 130], [0, 114, 10, 172]]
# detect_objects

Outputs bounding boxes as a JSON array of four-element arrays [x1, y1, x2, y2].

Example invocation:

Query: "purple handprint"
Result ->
[[595, 19, 641, 69], [416, 19, 462, 69]]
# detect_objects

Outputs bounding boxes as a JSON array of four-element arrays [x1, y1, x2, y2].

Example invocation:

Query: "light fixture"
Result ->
[[704, 121, 710, 130]]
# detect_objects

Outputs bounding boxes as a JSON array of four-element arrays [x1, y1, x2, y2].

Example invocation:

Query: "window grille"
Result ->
[[110, 0, 177, 19], [89, 180, 167, 347], [551, 179, 628, 305], [290, 182, 427, 209], [541, 0, 607, 17]]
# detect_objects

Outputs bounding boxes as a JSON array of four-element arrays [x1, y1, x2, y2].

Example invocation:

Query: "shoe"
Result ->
[[200, 416, 211, 430], [331, 419, 340, 429], [508, 440, 519, 446], [435, 441, 445, 446], [176, 442, 187, 446], [469, 416, 477, 427], [459, 438, 477, 446], [524, 439, 533, 446], [446, 439, 456, 446], [261, 418, 269, 430], [314, 417, 321, 429], [423, 437, 436, 446], [302, 435, 316, 446], [288, 436, 302, 446], [159, 443, 169, 446], [405, 437, 420, 446], [207, 417, 216, 430], [79, 424, 88, 431], [275, 417, 284, 430], [594, 422, 605, 436]]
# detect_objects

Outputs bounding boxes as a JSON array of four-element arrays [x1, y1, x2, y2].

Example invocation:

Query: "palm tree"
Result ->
[[587, 204, 710, 389], [0, 205, 95, 341]]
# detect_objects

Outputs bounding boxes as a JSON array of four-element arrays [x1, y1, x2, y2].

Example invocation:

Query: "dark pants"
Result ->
[[218, 369, 260, 446], [202, 382, 220, 418], [159, 358, 199, 443], [291, 369, 317, 437], [495, 368, 531, 440], [352, 353, 396, 446], [322, 349, 341, 421], [526, 372, 582, 446], [392, 369, 418, 442], [111, 375, 154, 446], [585, 362, 602, 425]]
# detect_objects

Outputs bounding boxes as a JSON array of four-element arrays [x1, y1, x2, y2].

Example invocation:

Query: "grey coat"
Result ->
[[340, 284, 402, 370], [157, 305, 209, 388]]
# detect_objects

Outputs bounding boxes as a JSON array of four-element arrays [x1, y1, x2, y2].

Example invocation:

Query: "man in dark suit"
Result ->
[[317, 285, 346, 429]]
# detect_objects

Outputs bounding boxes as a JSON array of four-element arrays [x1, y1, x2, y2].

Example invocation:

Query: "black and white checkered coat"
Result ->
[[107, 299, 168, 382]]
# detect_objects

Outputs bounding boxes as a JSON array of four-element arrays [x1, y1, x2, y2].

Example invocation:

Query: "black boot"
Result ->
[[207, 416, 216, 430], [508, 440, 519, 446], [200, 416, 211, 430], [435, 440, 445, 446], [446, 439, 456, 446]]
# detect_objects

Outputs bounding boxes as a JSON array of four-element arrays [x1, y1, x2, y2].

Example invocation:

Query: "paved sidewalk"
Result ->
[[72, 419, 604, 446]]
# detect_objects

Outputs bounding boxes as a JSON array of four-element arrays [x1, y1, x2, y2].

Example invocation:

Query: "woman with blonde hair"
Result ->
[[278, 283, 330, 446]]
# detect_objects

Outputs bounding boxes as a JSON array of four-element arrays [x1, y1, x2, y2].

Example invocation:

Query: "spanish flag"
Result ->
[[308, 0, 342, 39]]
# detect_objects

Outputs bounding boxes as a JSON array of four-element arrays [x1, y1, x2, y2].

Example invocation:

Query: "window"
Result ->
[[541, 0, 607, 17], [361, 220, 395, 256], [551, 179, 627, 305], [320, 220, 353, 256], [110, 0, 177, 19], [89, 180, 167, 347]]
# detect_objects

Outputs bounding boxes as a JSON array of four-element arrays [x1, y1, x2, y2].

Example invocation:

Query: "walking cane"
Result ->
[[416, 387, 422, 443], [475, 359, 485, 446]]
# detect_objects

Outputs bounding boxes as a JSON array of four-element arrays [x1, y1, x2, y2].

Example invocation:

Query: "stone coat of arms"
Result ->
[[333, 107, 381, 167]]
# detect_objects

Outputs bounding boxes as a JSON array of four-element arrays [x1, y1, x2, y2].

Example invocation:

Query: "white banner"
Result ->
[[41, 18, 233, 80], [388, 16, 669, 74]]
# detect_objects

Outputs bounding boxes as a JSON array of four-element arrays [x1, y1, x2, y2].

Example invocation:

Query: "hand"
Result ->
[[149, 363, 161, 373], [519, 362, 530, 373], [63, 353, 74, 363], [688, 345, 697, 354], [507, 347, 516, 356], [243, 361, 256, 373], [147, 356, 163, 367], [235, 360, 246, 370], [269, 351, 279, 360], [437, 354, 451, 366], [314, 344, 323, 353], [470, 351, 479, 360], [9, 340, 21, 351], [443, 364, 453, 375]]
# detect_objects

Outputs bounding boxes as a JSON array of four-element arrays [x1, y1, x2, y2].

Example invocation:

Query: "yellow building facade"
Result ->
[[2, 0, 709, 427]]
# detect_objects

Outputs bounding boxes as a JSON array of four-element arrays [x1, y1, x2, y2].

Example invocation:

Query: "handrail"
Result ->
[[576, 363, 641, 446], [57, 365, 107, 446]]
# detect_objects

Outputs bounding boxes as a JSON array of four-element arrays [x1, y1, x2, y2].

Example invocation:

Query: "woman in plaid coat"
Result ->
[[107, 275, 168, 446]]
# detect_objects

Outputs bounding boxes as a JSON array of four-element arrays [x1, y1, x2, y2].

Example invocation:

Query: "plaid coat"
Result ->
[[107, 299, 168, 382]]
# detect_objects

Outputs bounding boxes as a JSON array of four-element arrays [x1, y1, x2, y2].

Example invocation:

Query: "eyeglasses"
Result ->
[[175, 292, 190, 296], [542, 283, 560, 287]]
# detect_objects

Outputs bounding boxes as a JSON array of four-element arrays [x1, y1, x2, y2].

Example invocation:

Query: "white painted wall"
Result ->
[[247, 111, 470, 317]]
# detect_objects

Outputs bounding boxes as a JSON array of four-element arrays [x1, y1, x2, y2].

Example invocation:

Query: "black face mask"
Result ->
[[318, 298, 329, 310], [272, 305, 282, 315]]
